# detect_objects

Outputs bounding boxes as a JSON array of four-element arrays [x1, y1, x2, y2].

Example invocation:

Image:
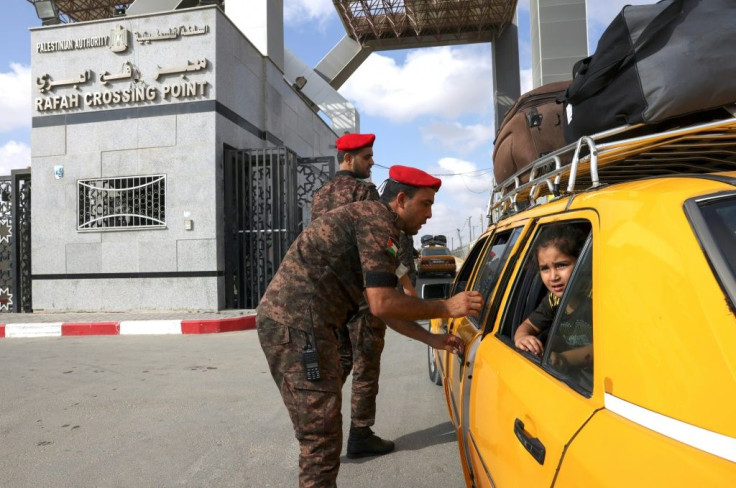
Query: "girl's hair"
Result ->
[[533, 224, 587, 262]]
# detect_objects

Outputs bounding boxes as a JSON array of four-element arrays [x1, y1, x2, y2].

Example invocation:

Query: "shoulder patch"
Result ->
[[386, 237, 398, 257]]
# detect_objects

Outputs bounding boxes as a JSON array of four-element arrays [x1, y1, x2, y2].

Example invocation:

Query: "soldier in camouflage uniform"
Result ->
[[257, 165, 483, 487], [311, 133, 411, 460], [310, 133, 380, 220]]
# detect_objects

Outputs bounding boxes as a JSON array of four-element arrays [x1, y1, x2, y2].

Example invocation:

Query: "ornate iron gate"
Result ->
[[224, 148, 333, 309], [0, 169, 32, 313]]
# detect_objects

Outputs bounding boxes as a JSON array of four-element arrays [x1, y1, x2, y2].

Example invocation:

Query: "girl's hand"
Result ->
[[515, 334, 544, 356]]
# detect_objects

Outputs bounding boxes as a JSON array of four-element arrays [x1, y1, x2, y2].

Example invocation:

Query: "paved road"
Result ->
[[0, 327, 464, 487]]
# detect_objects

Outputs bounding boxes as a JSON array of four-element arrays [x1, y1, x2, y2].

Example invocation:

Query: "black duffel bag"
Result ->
[[563, 0, 736, 143]]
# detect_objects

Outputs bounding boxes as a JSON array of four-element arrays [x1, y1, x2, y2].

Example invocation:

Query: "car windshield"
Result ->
[[422, 247, 450, 256]]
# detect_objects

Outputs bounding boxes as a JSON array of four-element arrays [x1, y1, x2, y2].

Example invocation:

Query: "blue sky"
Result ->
[[0, 0, 650, 248]]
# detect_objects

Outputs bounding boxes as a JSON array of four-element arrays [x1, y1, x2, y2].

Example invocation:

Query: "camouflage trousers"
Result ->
[[257, 315, 342, 488], [338, 310, 386, 429]]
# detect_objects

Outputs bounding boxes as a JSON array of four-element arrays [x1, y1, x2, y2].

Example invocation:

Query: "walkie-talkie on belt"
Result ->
[[302, 303, 321, 381], [302, 345, 321, 381]]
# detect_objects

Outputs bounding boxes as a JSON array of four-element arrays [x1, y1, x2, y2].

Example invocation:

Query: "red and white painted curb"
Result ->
[[0, 315, 256, 339]]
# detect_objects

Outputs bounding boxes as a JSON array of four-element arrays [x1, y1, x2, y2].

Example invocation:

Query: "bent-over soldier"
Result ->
[[257, 165, 483, 487], [310, 133, 413, 459]]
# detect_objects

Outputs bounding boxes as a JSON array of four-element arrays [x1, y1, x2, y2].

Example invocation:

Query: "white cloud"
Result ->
[[434, 157, 494, 205], [340, 46, 493, 123], [0, 64, 31, 133], [417, 199, 487, 250], [420, 122, 495, 153], [284, 0, 335, 26], [0, 141, 31, 175], [414, 157, 493, 247]]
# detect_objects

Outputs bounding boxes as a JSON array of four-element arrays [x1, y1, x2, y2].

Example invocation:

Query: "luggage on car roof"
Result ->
[[562, 0, 736, 143], [433, 235, 447, 245], [492, 80, 570, 184], [420, 234, 434, 246]]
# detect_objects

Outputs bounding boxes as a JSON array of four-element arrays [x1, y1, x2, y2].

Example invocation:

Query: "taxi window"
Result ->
[[450, 235, 488, 296], [497, 220, 591, 344], [543, 243, 594, 395], [469, 228, 521, 328], [686, 193, 736, 312]]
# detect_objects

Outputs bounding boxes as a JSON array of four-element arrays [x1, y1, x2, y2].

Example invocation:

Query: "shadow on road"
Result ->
[[342, 421, 456, 464], [394, 421, 457, 451]]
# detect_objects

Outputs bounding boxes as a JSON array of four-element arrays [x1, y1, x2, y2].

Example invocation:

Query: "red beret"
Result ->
[[389, 165, 442, 191], [336, 133, 375, 151]]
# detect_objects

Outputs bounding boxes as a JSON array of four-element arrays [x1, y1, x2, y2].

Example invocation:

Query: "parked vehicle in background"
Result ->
[[426, 116, 736, 487], [417, 245, 455, 277], [420, 234, 447, 247], [432, 234, 447, 246]]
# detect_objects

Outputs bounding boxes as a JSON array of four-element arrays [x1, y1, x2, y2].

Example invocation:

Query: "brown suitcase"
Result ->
[[493, 81, 570, 184]]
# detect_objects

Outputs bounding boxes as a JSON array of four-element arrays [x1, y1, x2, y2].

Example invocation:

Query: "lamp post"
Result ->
[[34, 0, 61, 25]]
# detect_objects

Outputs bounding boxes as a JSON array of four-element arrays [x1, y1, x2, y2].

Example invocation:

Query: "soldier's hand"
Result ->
[[444, 291, 483, 318], [431, 333, 465, 355]]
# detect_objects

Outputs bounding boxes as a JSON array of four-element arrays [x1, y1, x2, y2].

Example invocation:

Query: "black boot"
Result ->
[[347, 426, 395, 459]]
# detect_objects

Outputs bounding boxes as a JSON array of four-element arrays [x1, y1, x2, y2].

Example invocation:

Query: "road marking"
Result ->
[[5, 323, 63, 338]]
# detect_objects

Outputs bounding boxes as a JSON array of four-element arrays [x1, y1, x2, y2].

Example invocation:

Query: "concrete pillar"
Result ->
[[492, 15, 521, 131], [530, 0, 588, 87], [226, 0, 284, 72]]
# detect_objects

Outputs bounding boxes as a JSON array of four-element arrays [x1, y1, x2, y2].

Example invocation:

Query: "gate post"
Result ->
[[11, 169, 31, 313]]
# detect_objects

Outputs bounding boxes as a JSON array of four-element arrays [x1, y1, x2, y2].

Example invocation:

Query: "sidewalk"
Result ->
[[0, 309, 257, 339]]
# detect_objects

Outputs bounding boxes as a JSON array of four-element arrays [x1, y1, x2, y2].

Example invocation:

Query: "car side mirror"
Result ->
[[421, 282, 452, 300]]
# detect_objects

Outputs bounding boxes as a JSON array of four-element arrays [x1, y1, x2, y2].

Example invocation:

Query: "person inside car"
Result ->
[[513, 224, 591, 370]]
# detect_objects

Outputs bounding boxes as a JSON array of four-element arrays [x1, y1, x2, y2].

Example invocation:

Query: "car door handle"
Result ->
[[513, 418, 546, 465]]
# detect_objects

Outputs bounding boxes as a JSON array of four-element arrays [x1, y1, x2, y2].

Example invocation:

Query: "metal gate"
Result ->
[[223, 148, 333, 309], [0, 169, 32, 313]]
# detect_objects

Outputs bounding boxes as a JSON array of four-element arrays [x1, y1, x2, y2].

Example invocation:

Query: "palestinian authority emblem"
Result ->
[[110, 24, 129, 53]]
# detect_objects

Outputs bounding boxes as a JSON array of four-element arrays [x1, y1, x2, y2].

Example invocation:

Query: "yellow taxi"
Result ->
[[427, 117, 736, 487], [417, 245, 456, 277]]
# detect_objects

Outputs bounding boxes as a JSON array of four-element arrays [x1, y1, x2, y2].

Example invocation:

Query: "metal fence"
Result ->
[[223, 147, 333, 309], [0, 169, 32, 313]]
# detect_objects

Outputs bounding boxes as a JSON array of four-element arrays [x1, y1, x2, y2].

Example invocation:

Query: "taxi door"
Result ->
[[436, 234, 489, 426], [464, 215, 601, 487], [445, 226, 524, 480]]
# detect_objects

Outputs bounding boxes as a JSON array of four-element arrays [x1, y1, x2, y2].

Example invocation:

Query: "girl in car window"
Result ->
[[514, 224, 589, 365]]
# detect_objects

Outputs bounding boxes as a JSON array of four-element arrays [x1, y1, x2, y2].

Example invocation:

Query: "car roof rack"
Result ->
[[487, 111, 736, 224]]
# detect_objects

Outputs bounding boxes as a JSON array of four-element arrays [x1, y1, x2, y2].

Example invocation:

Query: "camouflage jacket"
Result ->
[[257, 200, 401, 331], [398, 232, 417, 276], [310, 171, 380, 221]]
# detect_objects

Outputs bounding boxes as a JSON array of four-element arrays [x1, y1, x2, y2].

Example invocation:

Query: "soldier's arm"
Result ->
[[383, 318, 464, 354], [365, 286, 481, 321]]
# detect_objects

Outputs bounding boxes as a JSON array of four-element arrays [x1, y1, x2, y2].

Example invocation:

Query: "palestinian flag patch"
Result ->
[[386, 237, 398, 257]]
